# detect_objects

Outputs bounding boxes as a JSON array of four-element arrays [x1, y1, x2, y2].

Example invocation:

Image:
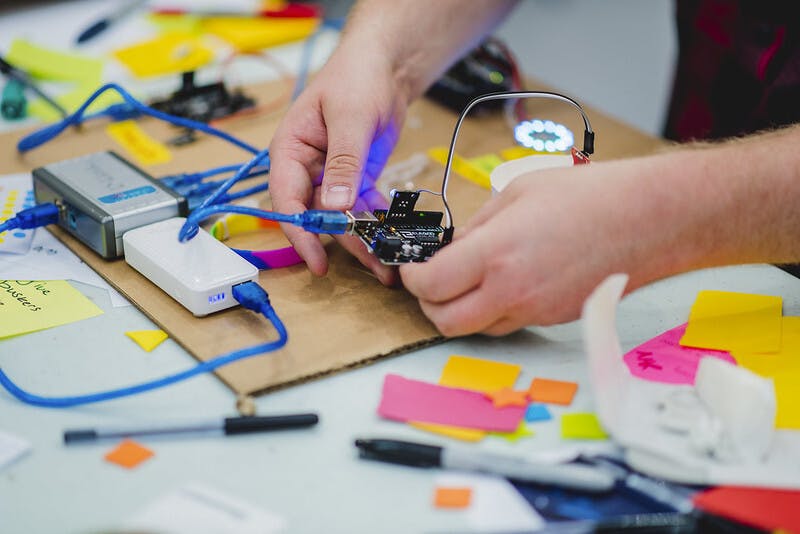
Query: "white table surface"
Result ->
[[3, 3, 800, 533]]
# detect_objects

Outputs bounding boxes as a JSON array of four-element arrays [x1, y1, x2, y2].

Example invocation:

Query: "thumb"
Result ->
[[320, 109, 375, 210]]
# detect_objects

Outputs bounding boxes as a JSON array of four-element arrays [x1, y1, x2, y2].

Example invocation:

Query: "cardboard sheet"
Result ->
[[0, 79, 662, 396]]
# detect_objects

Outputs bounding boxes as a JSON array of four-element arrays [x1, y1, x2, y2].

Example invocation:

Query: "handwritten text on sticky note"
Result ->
[[0, 280, 103, 339]]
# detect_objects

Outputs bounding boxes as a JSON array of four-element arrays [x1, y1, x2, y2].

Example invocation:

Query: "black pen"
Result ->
[[64, 413, 319, 444], [0, 56, 68, 118], [355, 438, 615, 493], [75, 0, 148, 45]]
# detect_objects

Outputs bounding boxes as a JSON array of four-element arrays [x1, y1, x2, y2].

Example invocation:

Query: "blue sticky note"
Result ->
[[525, 404, 552, 422]]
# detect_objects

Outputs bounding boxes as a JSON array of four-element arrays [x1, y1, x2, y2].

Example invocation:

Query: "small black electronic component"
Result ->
[[150, 71, 255, 124], [347, 191, 448, 265]]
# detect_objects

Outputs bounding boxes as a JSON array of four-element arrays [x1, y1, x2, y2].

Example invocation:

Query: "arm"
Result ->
[[268, 0, 518, 281], [400, 124, 800, 336]]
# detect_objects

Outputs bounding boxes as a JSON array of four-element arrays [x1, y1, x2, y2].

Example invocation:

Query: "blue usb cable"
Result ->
[[0, 281, 284, 408]]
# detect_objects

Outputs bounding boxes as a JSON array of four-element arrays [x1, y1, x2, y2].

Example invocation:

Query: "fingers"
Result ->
[[416, 284, 507, 337], [400, 228, 489, 304], [269, 137, 330, 275], [319, 105, 375, 210]]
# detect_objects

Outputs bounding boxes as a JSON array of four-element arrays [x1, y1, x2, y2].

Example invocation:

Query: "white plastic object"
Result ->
[[489, 154, 575, 195], [123, 217, 258, 316]]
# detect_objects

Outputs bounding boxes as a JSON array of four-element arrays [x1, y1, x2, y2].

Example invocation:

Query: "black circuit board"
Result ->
[[352, 191, 446, 264]]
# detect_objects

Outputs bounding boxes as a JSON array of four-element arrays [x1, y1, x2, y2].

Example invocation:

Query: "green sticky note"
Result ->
[[561, 413, 608, 440], [7, 38, 102, 83], [489, 421, 535, 443], [0, 280, 103, 339]]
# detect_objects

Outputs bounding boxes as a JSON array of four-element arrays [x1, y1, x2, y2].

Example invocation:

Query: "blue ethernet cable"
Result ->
[[0, 281, 285, 408], [17, 83, 261, 156], [0, 203, 60, 234]]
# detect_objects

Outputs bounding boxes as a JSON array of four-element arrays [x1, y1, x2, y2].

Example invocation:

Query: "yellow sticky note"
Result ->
[[200, 17, 318, 53], [410, 421, 485, 442], [489, 421, 535, 443], [147, 13, 203, 34], [126, 330, 169, 353], [439, 355, 521, 393], [428, 147, 491, 189], [561, 413, 608, 440], [114, 33, 213, 78], [680, 290, 783, 353], [7, 38, 102, 83], [6, 39, 112, 120], [106, 120, 172, 166], [0, 280, 103, 339], [733, 316, 800, 430]]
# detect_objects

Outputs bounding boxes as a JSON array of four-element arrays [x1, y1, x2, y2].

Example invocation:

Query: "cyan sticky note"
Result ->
[[524, 404, 552, 423]]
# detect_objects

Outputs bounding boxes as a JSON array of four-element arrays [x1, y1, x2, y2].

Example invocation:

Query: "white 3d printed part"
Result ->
[[123, 217, 258, 316]]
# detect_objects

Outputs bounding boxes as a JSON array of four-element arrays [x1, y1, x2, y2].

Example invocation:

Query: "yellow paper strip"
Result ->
[[106, 120, 172, 166], [427, 147, 491, 189], [0, 280, 103, 339], [201, 17, 318, 53], [410, 421, 485, 442], [113, 33, 213, 78]]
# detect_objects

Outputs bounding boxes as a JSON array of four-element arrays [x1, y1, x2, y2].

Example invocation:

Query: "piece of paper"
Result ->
[[561, 413, 609, 440], [113, 33, 214, 78], [468, 154, 504, 174], [121, 482, 286, 534], [200, 17, 318, 53], [490, 421, 535, 443], [0, 228, 129, 307], [126, 330, 169, 352], [104, 439, 154, 469], [0, 173, 36, 255], [485, 388, 529, 408], [680, 290, 783, 353], [428, 147, 491, 189], [106, 120, 172, 166], [0, 430, 31, 472], [733, 316, 800, 430], [435, 473, 545, 532], [0, 280, 103, 339], [524, 404, 552, 423], [527, 377, 578, 405], [377, 374, 525, 432], [439, 355, 521, 393], [409, 422, 485, 442], [433, 487, 472, 509], [623, 324, 736, 384], [693, 486, 800, 533]]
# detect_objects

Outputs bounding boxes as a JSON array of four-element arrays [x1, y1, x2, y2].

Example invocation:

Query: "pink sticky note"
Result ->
[[623, 324, 736, 384], [377, 374, 525, 432]]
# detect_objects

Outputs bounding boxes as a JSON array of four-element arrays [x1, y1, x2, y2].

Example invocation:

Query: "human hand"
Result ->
[[399, 157, 677, 336], [269, 42, 411, 285]]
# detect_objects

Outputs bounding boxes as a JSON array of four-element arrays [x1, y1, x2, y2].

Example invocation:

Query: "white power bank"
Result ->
[[123, 217, 258, 316]]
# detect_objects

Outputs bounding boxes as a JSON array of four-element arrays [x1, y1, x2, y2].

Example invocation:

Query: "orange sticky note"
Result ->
[[485, 388, 529, 408], [527, 378, 578, 405], [104, 439, 154, 469], [434, 487, 472, 509]]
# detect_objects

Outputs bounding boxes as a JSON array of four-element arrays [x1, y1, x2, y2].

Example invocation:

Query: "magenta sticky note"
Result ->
[[623, 324, 736, 385], [377, 374, 525, 432]]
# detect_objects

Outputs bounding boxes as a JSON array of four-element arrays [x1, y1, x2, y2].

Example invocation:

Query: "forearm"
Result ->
[[339, 0, 519, 104], [619, 124, 800, 290]]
